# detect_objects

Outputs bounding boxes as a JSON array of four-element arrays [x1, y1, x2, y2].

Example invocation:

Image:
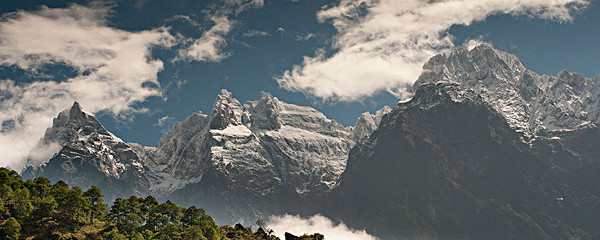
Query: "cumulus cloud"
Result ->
[[176, 0, 265, 62], [266, 214, 378, 240], [277, 0, 588, 101], [176, 14, 234, 62], [0, 4, 175, 170]]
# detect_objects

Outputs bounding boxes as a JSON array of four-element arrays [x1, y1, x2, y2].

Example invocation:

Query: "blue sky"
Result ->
[[0, 0, 597, 169]]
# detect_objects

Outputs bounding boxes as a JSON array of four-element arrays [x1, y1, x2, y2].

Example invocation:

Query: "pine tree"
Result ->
[[83, 185, 107, 220]]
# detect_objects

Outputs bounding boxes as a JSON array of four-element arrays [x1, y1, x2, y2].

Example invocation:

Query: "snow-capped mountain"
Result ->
[[22, 102, 151, 199], [319, 45, 600, 240], [415, 44, 600, 141], [157, 90, 370, 223], [326, 80, 600, 240], [23, 90, 389, 207], [151, 90, 357, 196]]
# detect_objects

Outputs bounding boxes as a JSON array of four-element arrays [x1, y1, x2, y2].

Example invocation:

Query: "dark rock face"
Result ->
[[323, 82, 600, 240]]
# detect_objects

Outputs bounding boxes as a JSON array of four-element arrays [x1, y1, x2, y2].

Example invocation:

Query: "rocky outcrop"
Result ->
[[351, 106, 392, 143]]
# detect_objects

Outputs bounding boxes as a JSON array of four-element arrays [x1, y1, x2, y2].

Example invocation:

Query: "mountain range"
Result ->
[[22, 45, 600, 239], [23, 87, 389, 223]]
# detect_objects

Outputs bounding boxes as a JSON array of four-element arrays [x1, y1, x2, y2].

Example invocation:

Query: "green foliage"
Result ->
[[102, 227, 127, 240], [219, 223, 281, 240], [1, 217, 21, 240], [0, 167, 324, 240], [84, 185, 107, 220], [131, 232, 145, 240]]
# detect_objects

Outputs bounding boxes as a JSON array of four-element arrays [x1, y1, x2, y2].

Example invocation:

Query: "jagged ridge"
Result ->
[[24, 91, 391, 205], [416, 44, 600, 141]]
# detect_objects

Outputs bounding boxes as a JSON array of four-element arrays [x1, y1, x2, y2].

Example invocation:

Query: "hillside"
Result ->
[[1, 167, 324, 240]]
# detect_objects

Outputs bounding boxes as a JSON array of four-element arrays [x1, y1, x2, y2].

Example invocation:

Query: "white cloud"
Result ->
[[154, 115, 176, 128], [176, 14, 234, 62], [21, 141, 62, 168], [277, 0, 588, 101], [176, 0, 265, 62], [266, 214, 378, 240], [0, 4, 175, 171]]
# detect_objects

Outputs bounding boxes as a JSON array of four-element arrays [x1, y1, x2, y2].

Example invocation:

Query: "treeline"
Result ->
[[0, 168, 323, 240]]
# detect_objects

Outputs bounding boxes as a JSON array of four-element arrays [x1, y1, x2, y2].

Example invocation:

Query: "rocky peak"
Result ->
[[158, 112, 209, 156], [43, 101, 111, 145], [554, 70, 589, 92], [352, 106, 391, 142], [209, 89, 247, 129], [23, 102, 151, 200], [68, 101, 85, 119], [414, 45, 531, 102], [413, 45, 546, 140], [417, 44, 526, 88], [244, 92, 282, 131], [413, 45, 600, 141]]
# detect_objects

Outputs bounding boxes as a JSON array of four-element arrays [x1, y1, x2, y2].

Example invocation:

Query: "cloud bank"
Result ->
[[266, 214, 378, 240], [276, 0, 588, 101], [0, 1, 268, 171], [0, 4, 175, 170]]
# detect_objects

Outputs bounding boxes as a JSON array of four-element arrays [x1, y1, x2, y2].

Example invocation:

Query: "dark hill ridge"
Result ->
[[323, 82, 600, 239]]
